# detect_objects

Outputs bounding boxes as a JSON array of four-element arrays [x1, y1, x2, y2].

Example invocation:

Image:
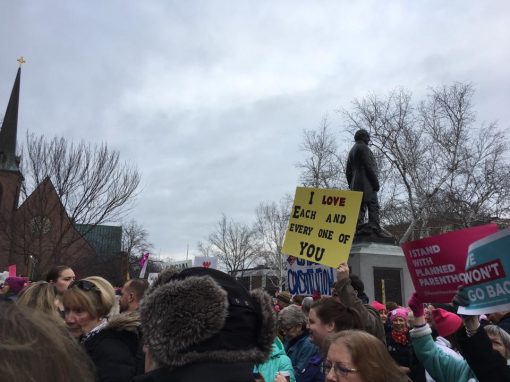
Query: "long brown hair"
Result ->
[[326, 330, 407, 382], [311, 297, 363, 331], [45, 265, 72, 282], [0, 303, 95, 382]]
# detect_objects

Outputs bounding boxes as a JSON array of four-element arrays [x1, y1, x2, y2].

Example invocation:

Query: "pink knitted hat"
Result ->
[[370, 301, 386, 311], [390, 308, 408, 322], [5, 277, 26, 294], [432, 308, 462, 337]]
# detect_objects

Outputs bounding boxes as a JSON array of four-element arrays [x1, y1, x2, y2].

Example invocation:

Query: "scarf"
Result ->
[[391, 329, 409, 346], [81, 318, 108, 344]]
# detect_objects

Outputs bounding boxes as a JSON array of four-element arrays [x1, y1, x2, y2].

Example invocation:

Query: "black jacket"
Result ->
[[133, 362, 256, 382], [386, 333, 426, 382], [457, 327, 510, 382], [498, 312, 510, 334], [82, 312, 142, 382]]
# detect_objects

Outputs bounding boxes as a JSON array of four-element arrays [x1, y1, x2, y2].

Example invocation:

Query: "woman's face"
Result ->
[[308, 308, 334, 345], [391, 317, 407, 332], [488, 333, 508, 359], [425, 305, 434, 324], [64, 307, 100, 336], [325, 342, 364, 382], [53, 269, 75, 294], [379, 310, 387, 322], [283, 324, 303, 341]]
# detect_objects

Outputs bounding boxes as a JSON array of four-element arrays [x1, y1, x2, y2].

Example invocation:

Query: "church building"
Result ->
[[0, 65, 116, 281]]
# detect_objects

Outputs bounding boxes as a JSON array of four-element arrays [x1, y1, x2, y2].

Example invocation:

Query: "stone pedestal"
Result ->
[[348, 242, 414, 306]]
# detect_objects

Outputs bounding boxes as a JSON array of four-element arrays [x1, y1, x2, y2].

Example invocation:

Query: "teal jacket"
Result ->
[[255, 338, 296, 382], [410, 324, 477, 382]]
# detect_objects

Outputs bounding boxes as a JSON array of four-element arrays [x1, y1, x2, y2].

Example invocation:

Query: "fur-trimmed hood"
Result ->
[[107, 310, 141, 334], [140, 267, 276, 371]]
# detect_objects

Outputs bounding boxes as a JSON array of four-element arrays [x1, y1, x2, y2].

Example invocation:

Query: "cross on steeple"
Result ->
[[0, 62, 22, 172]]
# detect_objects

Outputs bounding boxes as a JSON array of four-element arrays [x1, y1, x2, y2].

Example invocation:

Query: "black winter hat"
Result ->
[[140, 267, 276, 370]]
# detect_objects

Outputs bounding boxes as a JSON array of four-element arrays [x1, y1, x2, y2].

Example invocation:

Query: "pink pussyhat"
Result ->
[[371, 301, 386, 311], [390, 308, 408, 322], [432, 308, 462, 337]]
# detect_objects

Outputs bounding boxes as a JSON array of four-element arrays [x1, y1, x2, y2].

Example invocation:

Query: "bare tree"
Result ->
[[344, 83, 510, 243], [3, 133, 141, 277], [121, 220, 154, 278], [21, 133, 140, 226], [296, 117, 347, 189], [254, 195, 292, 290], [198, 214, 258, 277]]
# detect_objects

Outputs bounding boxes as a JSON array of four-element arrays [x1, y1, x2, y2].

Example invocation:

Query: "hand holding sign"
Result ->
[[408, 292, 425, 318], [452, 286, 470, 308], [336, 262, 349, 281]]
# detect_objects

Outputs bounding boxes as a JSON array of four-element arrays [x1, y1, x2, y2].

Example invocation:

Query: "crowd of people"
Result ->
[[1, 263, 510, 382]]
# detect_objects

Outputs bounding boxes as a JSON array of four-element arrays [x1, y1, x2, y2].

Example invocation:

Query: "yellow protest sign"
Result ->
[[282, 187, 362, 268]]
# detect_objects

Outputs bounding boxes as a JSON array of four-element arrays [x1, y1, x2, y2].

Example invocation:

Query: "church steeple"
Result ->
[[0, 64, 21, 172]]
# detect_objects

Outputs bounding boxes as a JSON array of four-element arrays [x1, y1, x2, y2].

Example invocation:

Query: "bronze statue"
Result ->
[[346, 129, 388, 238]]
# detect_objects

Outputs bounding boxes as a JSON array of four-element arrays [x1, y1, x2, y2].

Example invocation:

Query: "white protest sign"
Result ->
[[286, 256, 336, 296], [171, 259, 192, 270], [193, 256, 218, 269]]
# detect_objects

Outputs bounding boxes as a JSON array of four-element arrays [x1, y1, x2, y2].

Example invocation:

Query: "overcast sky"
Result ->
[[1, 1, 509, 261]]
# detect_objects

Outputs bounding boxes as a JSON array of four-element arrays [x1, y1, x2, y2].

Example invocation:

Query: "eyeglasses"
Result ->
[[70, 280, 100, 293], [323, 361, 358, 378]]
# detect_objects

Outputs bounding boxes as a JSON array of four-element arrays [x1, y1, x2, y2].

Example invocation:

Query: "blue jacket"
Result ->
[[285, 331, 323, 382], [410, 324, 477, 382], [255, 338, 296, 382]]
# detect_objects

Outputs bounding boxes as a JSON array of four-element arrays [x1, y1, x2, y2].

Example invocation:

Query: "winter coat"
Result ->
[[133, 362, 256, 382], [345, 140, 380, 201], [333, 278, 386, 344], [425, 336, 463, 382], [255, 338, 296, 382], [82, 311, 142, 382], [498, 312, 510, 334], [296, 353, 323, 382], [457, 326, 510, 382], [386, 331, 426, 382], [284, 330, 323, 382], [410, 324, 477, 382]]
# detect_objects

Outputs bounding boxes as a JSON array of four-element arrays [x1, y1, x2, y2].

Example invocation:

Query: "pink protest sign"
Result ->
[[8, 264, 16, 277], [401, 224, 498, 303]]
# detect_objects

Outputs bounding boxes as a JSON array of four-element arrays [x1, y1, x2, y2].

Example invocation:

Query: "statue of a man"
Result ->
[[346, 129, 381, 231]]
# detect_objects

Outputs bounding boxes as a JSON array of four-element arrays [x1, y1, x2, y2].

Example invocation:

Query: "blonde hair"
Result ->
[[16, 281, 60, 318], [326, 330, 406, 382], [63, 276, 115, 319]]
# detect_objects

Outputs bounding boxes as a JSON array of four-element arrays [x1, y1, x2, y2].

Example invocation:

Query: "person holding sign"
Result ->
[[454, 287, 510, 382], [331, 263, 386, 344], [408, 293, 478, 382]]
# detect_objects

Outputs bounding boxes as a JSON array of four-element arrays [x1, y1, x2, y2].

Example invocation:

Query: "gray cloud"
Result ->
[[1, 0, 509, 259]]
